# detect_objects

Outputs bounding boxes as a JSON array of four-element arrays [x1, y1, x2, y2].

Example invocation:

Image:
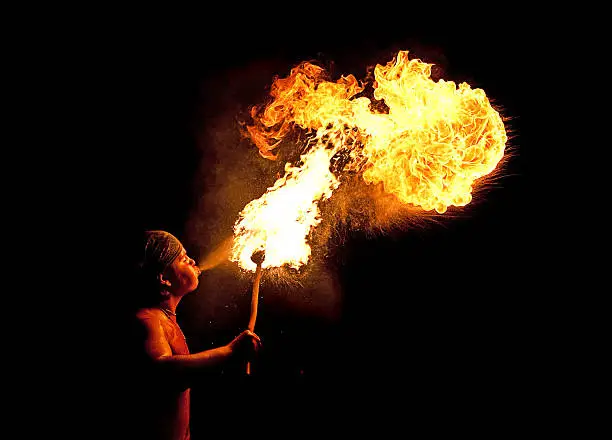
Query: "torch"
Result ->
[[246, 249, 265, 375]]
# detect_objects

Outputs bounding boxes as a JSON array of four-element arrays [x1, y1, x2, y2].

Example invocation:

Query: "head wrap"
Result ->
[[139, 230, 183, 274]]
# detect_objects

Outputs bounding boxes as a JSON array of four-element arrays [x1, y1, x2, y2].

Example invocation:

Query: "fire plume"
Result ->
[[231, 145, 339, 271], [231, 50, 507, 271]]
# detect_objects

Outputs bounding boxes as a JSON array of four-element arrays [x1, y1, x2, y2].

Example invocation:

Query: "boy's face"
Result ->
[[163, 247, 201, 296]]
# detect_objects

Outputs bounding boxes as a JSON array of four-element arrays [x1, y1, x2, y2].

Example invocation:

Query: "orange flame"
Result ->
[[231, 50, 507, 271]]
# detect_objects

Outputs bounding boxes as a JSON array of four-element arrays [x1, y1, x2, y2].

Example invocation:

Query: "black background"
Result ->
[[94, 10, 547, 436]]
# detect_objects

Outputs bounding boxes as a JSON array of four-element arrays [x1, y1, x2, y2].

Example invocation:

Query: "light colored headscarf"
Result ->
[[140, 230, 182, 274]]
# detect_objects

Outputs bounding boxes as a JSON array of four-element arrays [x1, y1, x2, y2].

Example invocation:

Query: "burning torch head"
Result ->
[[250, 249, 266, 265]]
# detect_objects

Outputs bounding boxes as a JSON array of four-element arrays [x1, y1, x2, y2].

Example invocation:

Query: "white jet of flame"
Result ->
[[231, 143, 339, 271]]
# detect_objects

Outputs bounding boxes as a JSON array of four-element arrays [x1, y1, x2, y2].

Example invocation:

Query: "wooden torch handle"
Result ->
[[248, 262, 263, 332], [246, 260, 263, 375]]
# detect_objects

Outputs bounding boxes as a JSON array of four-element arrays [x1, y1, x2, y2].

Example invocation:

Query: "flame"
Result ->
[[231, 145, 339, 271], [361, 52, 507, 212], [231, 50, 507, 271]]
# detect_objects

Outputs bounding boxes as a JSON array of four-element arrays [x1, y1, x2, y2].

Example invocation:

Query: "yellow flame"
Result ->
[[360, 51, 507, 212], [232, 50, 507, 271]]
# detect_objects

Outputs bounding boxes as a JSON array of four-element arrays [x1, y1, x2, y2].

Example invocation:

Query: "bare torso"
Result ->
[[132, 308, 191, 440]]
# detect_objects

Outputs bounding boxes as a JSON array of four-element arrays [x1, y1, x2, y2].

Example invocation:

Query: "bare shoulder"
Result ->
[[131, 308, 173, 359], [135, 308, 164, 326]]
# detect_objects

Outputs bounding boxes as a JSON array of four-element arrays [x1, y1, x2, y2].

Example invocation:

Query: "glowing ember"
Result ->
[[231, 50, 507, 271]]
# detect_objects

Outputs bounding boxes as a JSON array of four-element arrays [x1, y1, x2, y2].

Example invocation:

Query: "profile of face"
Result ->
[[161, 247, 201, 297]]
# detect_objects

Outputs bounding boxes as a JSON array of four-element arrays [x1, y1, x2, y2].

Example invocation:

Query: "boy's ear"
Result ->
[[157, 273, 171, 287]]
